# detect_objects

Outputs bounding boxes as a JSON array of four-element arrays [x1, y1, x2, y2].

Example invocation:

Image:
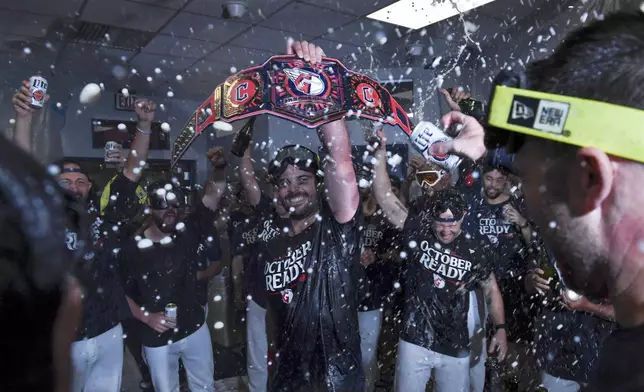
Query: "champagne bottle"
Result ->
[[231, 118, 255, 157], [485, 356, 503, 392]]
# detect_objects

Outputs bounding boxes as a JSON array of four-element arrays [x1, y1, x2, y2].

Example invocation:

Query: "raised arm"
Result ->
[[319, 119, 359, 223], [482, 273, 508, 360], [286, 40, 358, 223], [372, 133, 408, 229], [122, 99, 155, 182], [240, 145, 261, 206], [11, 80, 40, 154], [202, 147, 228, 211]]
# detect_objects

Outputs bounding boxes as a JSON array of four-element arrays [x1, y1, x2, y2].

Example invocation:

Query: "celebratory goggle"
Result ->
[[171, 55, 413, 167], [485, 70, 644, 163], [415, 169, 446, 188], [268, 145, 321, 179]]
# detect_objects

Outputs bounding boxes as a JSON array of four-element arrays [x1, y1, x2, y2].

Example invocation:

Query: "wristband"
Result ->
[[137, 127, 152, 135], [495, 324, 507, 331]]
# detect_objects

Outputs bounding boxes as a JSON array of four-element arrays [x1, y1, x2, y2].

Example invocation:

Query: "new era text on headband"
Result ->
[[486, 85, 644, 163]]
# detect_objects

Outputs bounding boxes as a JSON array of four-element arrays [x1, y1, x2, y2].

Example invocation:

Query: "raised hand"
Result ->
[[13, 80, 48, 118], [286, 40, 326, 64], [433, 111, 487, 161], [207, 146, 227, 170], [134, 99, 157, 125]]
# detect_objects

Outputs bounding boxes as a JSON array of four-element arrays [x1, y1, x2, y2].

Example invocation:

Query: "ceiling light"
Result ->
[[367, 0, 498, 30]]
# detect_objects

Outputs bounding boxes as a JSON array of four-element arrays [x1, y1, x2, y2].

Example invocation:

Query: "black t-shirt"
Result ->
[[194, 226, 222, 306], [535, 309, 614, 383], [255, 199, 364, 392], [464, 195, 535, 340], [587, 324, 644, 392], [231, 197, 280, 309], [402, 195, 495, 358], [67, 173, 137, 340], [358, 209, 400, 312], [119, 202, 217, 347]]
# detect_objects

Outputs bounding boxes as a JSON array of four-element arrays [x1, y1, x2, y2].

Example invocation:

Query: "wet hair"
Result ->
[[429, 189, 468, 220], [526, 11, 644, 155], [481, 162, 510, 176]]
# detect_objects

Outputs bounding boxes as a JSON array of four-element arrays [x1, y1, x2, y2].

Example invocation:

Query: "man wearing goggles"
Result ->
[[118, 148, 227, 392], [242, 41, 362, 392], [433, 12, 644, 392]]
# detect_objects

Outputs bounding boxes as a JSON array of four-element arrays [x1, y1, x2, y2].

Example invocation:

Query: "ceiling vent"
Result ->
[[67, 21, 155, 51]]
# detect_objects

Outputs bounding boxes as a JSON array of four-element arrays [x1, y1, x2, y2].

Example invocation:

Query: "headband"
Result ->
[[171, 55, 414, 167]]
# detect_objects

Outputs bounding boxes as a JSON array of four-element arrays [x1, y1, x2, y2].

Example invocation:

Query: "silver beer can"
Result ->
[[28, 76, 48, 108], [104, 141, 119, 163], [409, 121, 462, 172], [165, 303, 177, 320]]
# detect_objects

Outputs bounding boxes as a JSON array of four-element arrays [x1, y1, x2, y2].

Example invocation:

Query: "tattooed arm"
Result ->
[[482, 273, 508, 360], [372, 131, 408, 229]]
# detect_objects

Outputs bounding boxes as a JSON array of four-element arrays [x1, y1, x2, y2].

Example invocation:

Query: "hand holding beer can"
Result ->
[[28, 76, 48, 109], [165, 303, 177, 321], [104, 141, 122, 164], [409, 121, 462, 172]]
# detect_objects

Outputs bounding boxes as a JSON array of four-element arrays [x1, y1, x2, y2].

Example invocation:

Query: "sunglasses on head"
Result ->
[[415, 169, 446, 188], [485, 70, 644, 163]]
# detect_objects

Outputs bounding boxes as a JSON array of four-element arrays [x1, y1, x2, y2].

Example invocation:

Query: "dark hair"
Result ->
[[529, 12, 644, 108], [527, 12, 644, 154], [481, 162, 510, 176], [429, 189, 468, 220]]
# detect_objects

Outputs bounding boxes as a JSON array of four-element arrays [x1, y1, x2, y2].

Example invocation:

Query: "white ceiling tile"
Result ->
[[229, 26, 313, 53], [0, 10, 54, 38], [130, 53, 196, 71], [204, 45, 272, 67], [161, 12, 251, 42], [142, 34, 220, 58], [81, 0, 177, 32], [57, 43, 136, 76], [185, 0, 292, 21], [0, 0, 84, 17], [125, 0, 191, 10], [259, 2, 356, 36], [299, 0, 396, 17], [319, 19, 393, 45], [311, 38, 361, 60], [0, 33, 61, 73]]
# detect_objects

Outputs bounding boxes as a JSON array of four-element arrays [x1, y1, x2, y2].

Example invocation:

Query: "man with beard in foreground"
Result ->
[[118, 148, 227, 392], [251, 41, 361, 392], [433, 12, 644, 391], [13, 82, 156, 391]]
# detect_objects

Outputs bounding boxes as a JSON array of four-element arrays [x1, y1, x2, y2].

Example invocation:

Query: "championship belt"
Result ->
[[171, 55, 415, 167]]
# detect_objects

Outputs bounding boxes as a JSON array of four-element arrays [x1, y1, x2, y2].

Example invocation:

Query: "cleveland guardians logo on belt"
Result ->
[[284, 68, 328, 96]]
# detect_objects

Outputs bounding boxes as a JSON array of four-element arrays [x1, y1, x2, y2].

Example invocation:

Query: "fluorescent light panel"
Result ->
[[368, 0, 498, 30]]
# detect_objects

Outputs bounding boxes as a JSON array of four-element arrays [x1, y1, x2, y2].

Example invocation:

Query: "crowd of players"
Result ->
[[3, 10, 644, 392]]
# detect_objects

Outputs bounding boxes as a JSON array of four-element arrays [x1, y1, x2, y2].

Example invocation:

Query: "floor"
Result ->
[[121, 344, 248, 392]]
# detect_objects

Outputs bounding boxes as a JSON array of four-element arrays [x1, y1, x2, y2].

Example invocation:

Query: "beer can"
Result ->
[[409, 121, 462, 172], [165, 303, 177, 319], [104, 141, 119, 163], [28, 76, 48, 108]]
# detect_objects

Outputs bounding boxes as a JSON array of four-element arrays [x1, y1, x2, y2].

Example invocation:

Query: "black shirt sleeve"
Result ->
[[184, 201, 218, 238], [100, 173, 142, 224], [117, 239, 139, 300]]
